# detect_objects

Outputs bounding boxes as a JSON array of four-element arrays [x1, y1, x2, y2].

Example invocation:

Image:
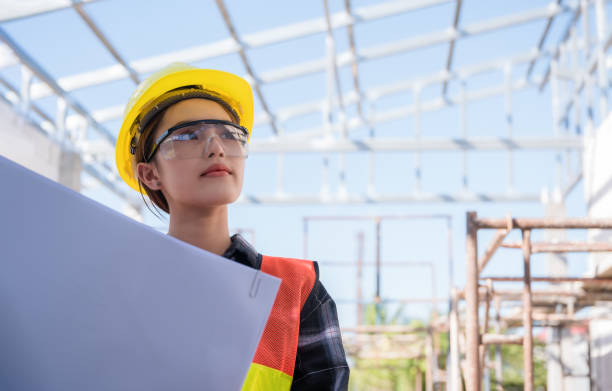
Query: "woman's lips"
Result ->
[[202, 170, 230, 177]]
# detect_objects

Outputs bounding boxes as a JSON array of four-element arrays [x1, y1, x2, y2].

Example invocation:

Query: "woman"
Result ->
[[115, 63, 349, 390]]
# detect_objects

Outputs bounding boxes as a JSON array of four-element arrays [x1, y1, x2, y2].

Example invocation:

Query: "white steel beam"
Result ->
[[323, 0, 347, 126], [323, 0, 348, 197], [0, 73, 53, 124], [27, 1, 573, 100], [71, 3, 140, 84], [82, 135, 581, 158], [344, 0, 365, 122], [0, 43, 18, 68], [246, 136, 582, 154], [235, 191, 541, 204], [81, 160, 141, 212], [526, 0, 562, 79], [0, 0, 101, 23], [558, 31, 612, 125], [215, 0, 279, 135], [460, 81, 468, 191], [595, 0, 609, 114], [538, 2, 583, 89], [442, 0, 462, 96]]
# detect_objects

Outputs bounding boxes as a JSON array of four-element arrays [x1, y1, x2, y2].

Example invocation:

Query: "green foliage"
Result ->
[[487, 341, 547, 391], [349, 302, 550, 390], [349, 358, 419, 391], [348, 300, 444, 391]]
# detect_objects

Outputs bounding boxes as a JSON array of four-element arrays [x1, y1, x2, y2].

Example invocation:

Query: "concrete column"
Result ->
[[544, 192, 568, 277], [0, 97, 81, 191], [546, 326, 563, 391]]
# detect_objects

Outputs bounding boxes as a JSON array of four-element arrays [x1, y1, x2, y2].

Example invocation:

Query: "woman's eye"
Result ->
[[172, 132, 197, 141], [222, 131, 238, 140], [222, 129, 248, 143]]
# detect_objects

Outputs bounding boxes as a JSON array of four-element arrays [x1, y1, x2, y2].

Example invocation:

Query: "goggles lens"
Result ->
[[157, 121, 249, 160]]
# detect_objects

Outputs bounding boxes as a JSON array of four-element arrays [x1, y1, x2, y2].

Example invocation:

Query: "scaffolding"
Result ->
[[454, 211, 612, 391]]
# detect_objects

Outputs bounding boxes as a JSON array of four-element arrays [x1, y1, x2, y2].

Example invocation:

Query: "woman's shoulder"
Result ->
[[259, 255, 320, 297], [260, 255, 318, 276]]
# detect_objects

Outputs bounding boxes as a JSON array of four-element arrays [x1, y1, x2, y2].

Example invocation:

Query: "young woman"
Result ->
[[115, 63, 349, 390]]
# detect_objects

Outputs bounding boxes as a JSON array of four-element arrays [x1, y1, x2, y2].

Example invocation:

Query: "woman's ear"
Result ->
[[136, 162, 162, 190]]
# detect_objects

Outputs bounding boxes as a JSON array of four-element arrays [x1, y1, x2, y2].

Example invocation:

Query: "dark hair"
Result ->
[[135, 95, 240, 218]]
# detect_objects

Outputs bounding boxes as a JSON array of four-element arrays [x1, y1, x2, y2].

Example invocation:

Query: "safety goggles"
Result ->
[[145, 119, 249, 162]]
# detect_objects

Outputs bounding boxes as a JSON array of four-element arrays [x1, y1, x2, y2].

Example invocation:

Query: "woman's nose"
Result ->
[[205, 134, 225, 157]]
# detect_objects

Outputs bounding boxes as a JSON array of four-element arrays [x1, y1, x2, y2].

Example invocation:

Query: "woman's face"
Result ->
[[137, 98, 246, 211]]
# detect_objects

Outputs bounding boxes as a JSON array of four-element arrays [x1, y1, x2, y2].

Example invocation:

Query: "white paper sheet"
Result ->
[[0, 155, 281, 391]]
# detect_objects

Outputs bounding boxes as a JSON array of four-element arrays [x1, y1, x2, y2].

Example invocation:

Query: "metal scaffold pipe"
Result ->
[[465, 211, 480, 391], [522, 229, 534, 391]]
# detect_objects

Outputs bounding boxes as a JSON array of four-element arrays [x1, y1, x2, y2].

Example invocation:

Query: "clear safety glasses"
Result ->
[[145, 119, 249, 162]]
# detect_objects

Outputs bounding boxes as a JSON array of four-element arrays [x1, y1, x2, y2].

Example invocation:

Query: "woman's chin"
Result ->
[[189, 192, 240, 207]]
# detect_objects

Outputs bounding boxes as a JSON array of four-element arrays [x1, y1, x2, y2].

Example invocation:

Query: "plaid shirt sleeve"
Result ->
[[291, 262, 350, 391]]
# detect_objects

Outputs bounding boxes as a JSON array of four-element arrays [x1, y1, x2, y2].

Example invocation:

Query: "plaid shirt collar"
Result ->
[[221, 233, 261, 269]]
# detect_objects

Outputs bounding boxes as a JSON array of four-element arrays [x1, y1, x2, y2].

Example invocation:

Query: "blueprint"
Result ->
[[0, 155, 280, 391]]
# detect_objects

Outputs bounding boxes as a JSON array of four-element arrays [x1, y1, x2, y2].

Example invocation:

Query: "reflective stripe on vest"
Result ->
[[241, 256, 317, 391]]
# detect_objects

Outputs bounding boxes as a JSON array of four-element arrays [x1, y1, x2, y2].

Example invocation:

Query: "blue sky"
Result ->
[[1, 0, 610, 325]]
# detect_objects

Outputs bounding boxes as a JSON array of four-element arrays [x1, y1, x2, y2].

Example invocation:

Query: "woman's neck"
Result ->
[[166, 204, 232, 256]]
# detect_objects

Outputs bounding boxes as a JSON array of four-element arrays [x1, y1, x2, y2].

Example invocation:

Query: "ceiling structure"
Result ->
[[0, 0, 609, 218]]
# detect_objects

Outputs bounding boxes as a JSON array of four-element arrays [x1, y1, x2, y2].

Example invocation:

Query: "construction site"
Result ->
[[2, 0, 612, 390]]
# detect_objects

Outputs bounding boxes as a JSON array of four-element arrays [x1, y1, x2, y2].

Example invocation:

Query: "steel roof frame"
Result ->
[[1, 0, 610, 213], [23, 1, 576, 101]]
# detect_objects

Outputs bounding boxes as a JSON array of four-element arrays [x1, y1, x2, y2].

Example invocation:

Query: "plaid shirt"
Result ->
[[222, 234, 350, 390]]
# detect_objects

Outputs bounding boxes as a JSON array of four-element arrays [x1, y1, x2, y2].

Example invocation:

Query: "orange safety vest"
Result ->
[[241, 255, 317, 390]]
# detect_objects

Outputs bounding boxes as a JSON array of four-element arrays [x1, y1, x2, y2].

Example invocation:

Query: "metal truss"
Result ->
[[1, 0, 611, 214], [14, 0, 578, 99]]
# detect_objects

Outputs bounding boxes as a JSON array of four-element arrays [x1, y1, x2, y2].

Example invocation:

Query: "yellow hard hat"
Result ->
[[115, 62, 254, 193]]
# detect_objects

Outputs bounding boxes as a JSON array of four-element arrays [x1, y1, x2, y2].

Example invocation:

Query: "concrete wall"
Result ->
[[590, 313, 612, 391], [546, 324, 592, 390], [582, 111, 612, 391], [0, 99, 80, 191], [584, 112, 612, 276]]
